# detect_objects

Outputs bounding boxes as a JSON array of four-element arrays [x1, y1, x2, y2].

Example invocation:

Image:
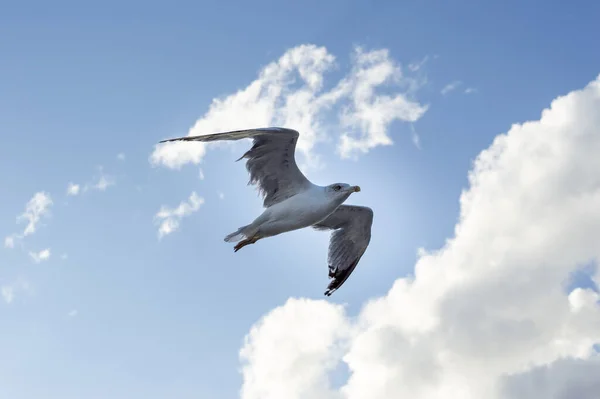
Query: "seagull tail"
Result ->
[[224, 225, 252, 243]]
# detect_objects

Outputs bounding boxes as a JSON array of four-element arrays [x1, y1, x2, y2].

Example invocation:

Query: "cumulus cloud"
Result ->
[[500, 357, 600, 399], [4, 192, 53, 247], [238, 75, 600, 398], [336, 48, 428, 158], [150, 44, 427, 170], [29, 248, 51, 263], [66, 182, 80, 196], [569, 287, 600, 312], [240, 298, 351, 399], [154, 192, 204, 239]]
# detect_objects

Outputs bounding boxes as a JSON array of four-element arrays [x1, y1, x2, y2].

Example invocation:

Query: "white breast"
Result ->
[[264, 186, 334, 228]]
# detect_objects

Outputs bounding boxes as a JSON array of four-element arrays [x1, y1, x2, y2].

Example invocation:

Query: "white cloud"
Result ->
[[86, 175, 113, 191], [238, 75, 600, 398], [18, 192, 52, 236], [569, 287, 600, 312], [68, 309, 78, 317], [1, 279, 32, 304], [500, 357, 600, 399], [4, 192, 53, 247], [83, 167, 115, 192], [29, 248, 51, 263], [218, 191, 225, 200], [410, 124, 421, 150], [240, 298, 351, 399], [154, 192, 204, 239], [408, 55, 430, 72], [336, 47, 429, 158], [93, 175, 113, 191], [66, 182, 80, 196], [465, 87, 478, 94], [117, 152, 126, 161], [441, 80, 462, 95], [1, 286, 14, 304], [150, 44, 428, 170], [4, 236, 15, 248]]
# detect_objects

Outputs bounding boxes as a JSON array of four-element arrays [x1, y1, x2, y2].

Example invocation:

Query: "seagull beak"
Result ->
[[352, 186, 361, 193]]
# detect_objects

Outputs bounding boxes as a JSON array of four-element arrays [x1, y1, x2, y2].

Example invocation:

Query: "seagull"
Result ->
[[159, 127, 374, 296]]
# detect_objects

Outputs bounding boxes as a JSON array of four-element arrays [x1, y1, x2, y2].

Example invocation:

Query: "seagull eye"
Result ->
[[333, 185, 341, 191]]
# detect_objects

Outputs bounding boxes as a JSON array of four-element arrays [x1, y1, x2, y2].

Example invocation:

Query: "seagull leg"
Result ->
[[233, 234, 260, 252], [233, 239, 250, 252]]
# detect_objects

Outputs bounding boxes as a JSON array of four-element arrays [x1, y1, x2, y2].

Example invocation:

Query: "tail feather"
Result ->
[[224, 225, 252, 243]]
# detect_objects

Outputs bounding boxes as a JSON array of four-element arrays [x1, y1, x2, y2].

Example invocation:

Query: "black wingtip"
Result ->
[[159, 136, 196, 144], [323, 258, 362, 297]]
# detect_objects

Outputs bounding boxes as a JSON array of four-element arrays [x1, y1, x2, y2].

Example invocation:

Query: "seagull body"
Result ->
[[224, 183, 358, 245], [159, 127, 374, 296]]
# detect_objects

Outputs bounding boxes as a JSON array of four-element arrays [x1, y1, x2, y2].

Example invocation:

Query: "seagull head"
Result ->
[[326, 183, 361, 199]]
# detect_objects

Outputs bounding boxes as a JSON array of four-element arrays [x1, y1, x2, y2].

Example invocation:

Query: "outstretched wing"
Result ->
[[313, 205, 374, 296], [159, 127, 313, 207]]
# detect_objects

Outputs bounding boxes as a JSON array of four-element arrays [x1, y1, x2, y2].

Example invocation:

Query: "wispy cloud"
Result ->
[[18, 192, 52, 236], [1, 286, 15, 304], [117, 153, 126, 161], [66, 183, 80, 196], [4, 192, 53, 248], [90, 175, 113, 191], [441, 80, 462, 95], [82, 167, 115, 193], [65, 166, 115, 200], [1, 285, 15, 303], [1, 279, 32, 304], [150, 44, 428, 171], [29, 248, 51, 263], [410, 124, 421, 150], [154, 192, 205, 239], [4, 236, 15, 248], [464, 87, 478, 94], [408, 55, 430, 72], [68, 309, 78, 317]]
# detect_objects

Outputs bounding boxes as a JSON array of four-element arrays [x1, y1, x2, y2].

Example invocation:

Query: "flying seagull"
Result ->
[[159, 127, 374, 296]]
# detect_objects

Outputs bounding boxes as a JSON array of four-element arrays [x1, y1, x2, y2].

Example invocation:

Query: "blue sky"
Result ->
[[2, 1, 600, 398]]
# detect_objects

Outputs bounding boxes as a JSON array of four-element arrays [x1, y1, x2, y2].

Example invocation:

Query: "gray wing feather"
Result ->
[[159, 127, 312, 207], [313, 205, 374, 296]]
